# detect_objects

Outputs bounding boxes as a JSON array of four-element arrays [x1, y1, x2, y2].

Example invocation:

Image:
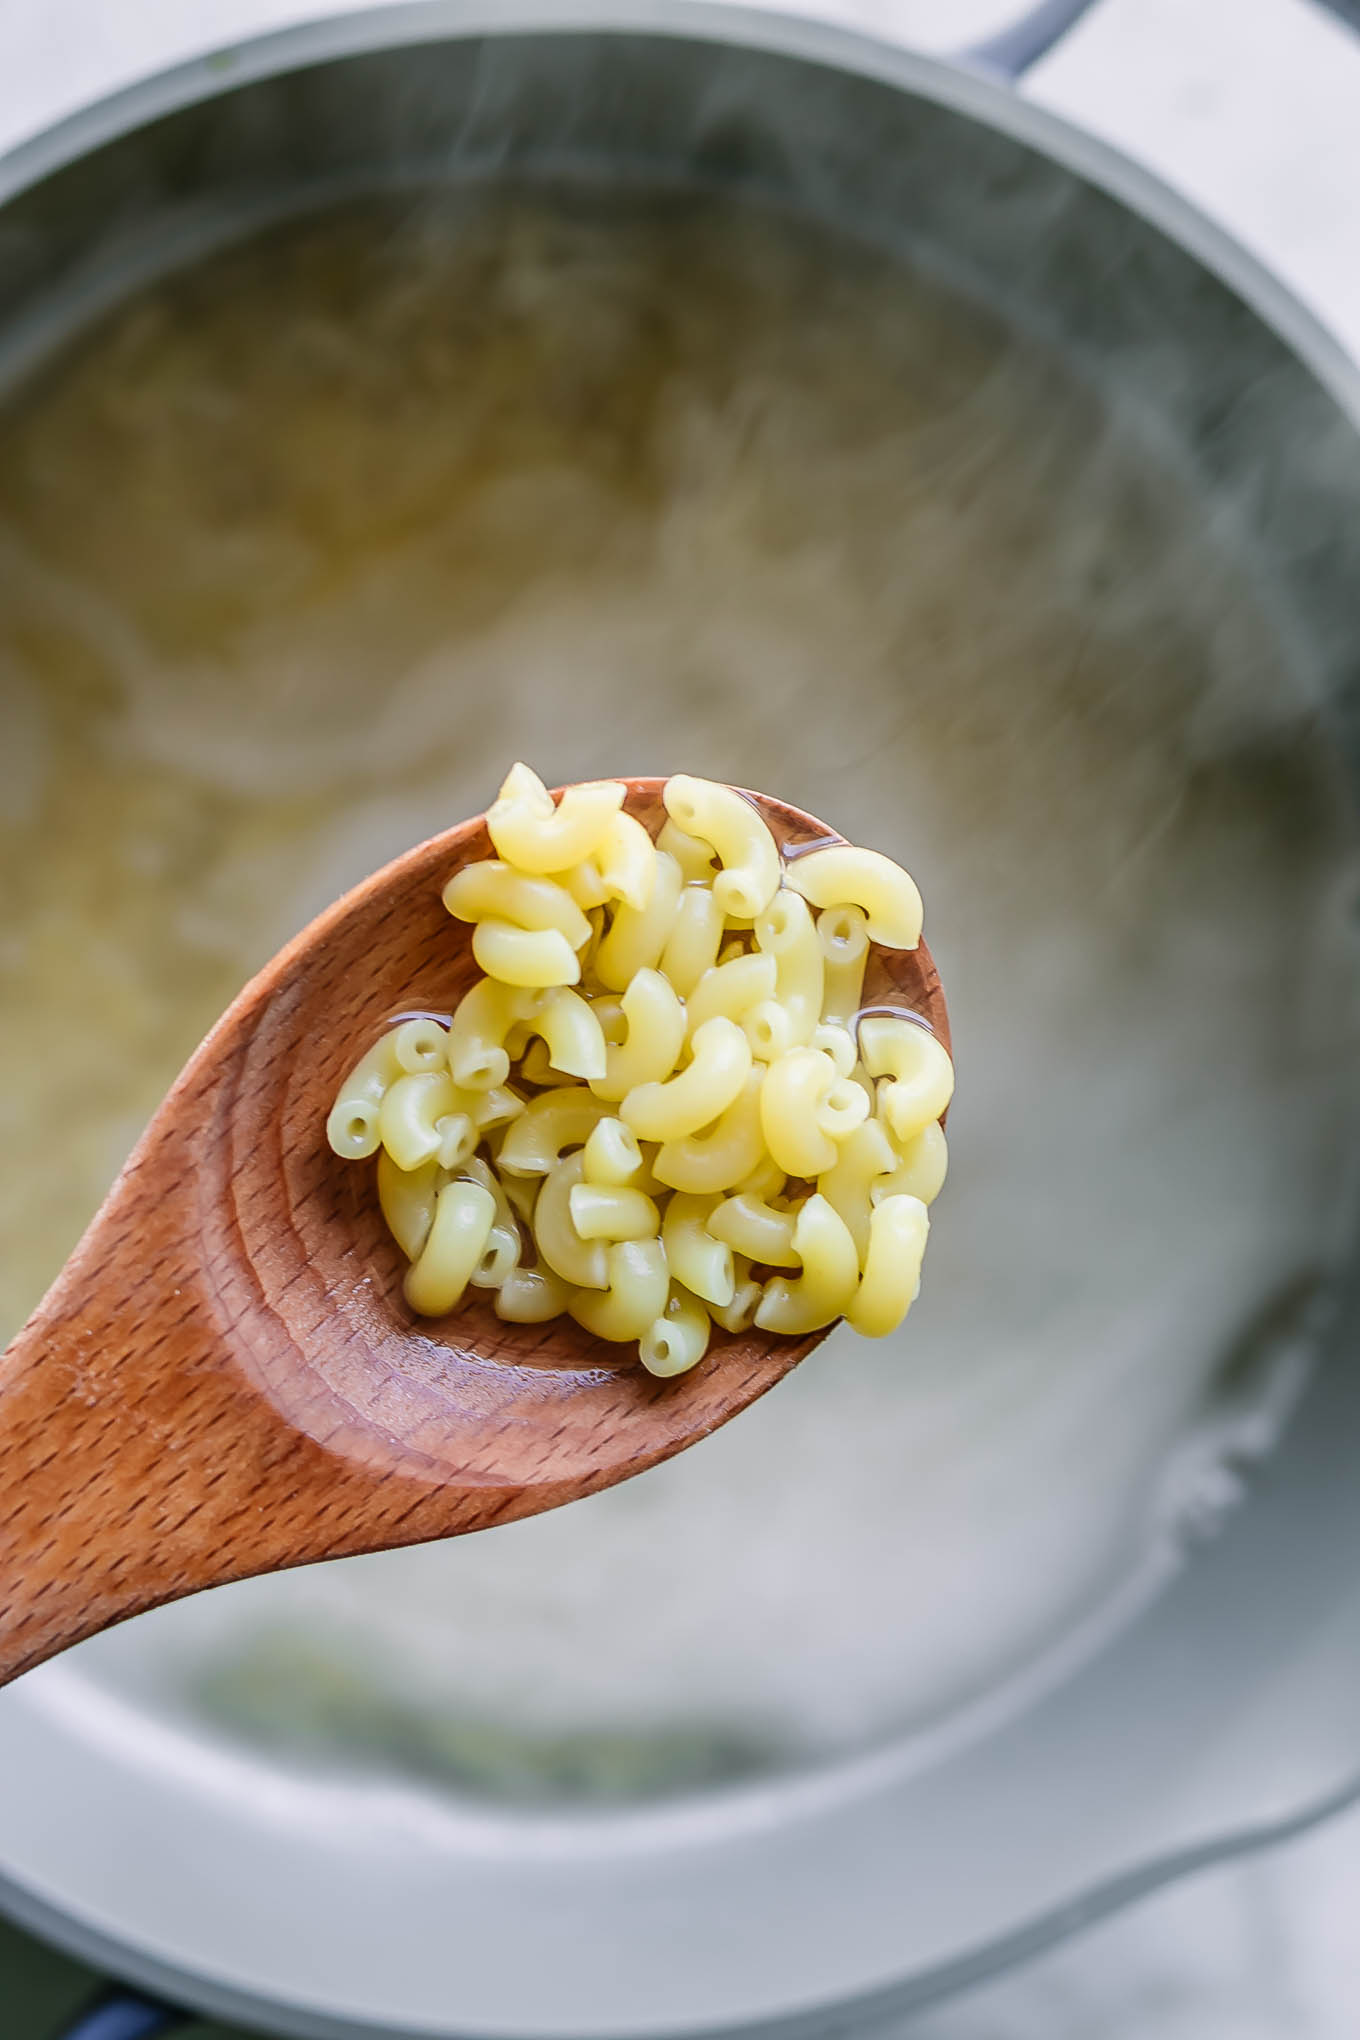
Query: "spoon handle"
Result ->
[[0, 1111, 463, 1687], [0, 1203, 315, 1684]]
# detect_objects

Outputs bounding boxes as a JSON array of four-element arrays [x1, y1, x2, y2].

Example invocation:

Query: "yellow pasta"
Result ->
[[519, 986, 607, 1083], [434, 1111, 478, 1172], [582, 1116, 645, 1187], [391, 1016, 452, 1074], [816, 1076, 871, 1141], [471, 919, 581, 989], [786, 843, 924, 950], [377, 1150, 441, 1262], [663, 774, 781, 919], [569, 1239, 670, 1342], [466, 1084, 526, 1133], [487, 762, 625, 874], [816, 903, 870, 1027], [442, 860, 591, 948], [378, 1070, 460, 1172], [568, 1183, 662, 1242], [503, 1018, 536, 1062], [657, 817, 718, 883], [742, 997, 799, 1064], [329, 761, 945, 1356], [499, 1169, 541, 1229], [707, 1192, 800, 1268], [685, 951, 777, 1038], [471, 1224, 522, 1290], [594, 850, 684, 991], [519, 1038, 580, 1088], [661, 1192, 736, 1308], [754, 889, 823, 1045], [755, 1194, 860, 1335], [874, 1119, 949, 1208], [494, 1264, 571, 1323], [845, 1194, 930, 1336], [403, 1179, 497, 1316], [859, 1015, 955, 1144], [498, 1087, 612, 1176], [710, 1258, 764, 1336], [622, 1016, 752, 1143], [593, 809, 659, 912], [326, 1027, 406, 1159], [560, 856, 613, 911], [817, 1118, 896, 1261], [579, 904, 608, 976], [658, 883, 725, 998], [640, 1286, 712, 1378], [759, 1047, 840, 1178], [734, 1151, 787, 1200], [811, 1019, 858, 1076], [587, 993, 626, 1042], [592, 968, 686, 1103], [447, 979, 541, 1091], [457, 1155, 524, 1285], [532, 1152, 609, 1290], [650, 1066, 767, 1196]]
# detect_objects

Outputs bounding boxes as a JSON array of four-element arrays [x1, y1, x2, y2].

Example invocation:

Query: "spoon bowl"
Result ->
[[0, 779, 948, 1686]]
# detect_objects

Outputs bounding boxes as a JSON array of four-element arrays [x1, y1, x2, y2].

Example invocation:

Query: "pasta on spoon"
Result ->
[[328, 766, 952, 1376]]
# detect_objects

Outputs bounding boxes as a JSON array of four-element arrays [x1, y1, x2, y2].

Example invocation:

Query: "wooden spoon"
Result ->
[[0, 780, 948, 1687]]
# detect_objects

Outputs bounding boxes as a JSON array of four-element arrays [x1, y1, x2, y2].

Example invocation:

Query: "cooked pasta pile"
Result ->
[[326, 767, 951, 1375]]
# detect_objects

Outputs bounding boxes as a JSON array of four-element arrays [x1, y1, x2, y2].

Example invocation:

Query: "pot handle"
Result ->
[[961, 0, 1100, 81], [966, 0, 1359, 81], [49, 1990, 184, 2039]]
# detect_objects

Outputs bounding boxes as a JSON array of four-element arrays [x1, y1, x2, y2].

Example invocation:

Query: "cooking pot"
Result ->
[[4, 4, 1360, 2037]]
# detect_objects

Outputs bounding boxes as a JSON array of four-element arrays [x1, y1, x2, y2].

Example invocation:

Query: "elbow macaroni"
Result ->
[[786, 843, 924, 950], [662, 1191, 736, 1308], [755, 1194, 859, 1335], [621, 1016, 752, 1143], [754, 890, 823, 1044], [859, 1014, 955, 1144], [663, 775, 781, 920], [327, 763, 949, 1373]]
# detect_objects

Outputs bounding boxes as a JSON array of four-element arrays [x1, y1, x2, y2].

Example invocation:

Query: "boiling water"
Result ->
[[2, 188, 1357, 1804]]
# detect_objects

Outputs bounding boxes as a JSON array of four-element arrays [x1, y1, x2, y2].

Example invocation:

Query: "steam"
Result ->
[[3, 184, 1358, 1790]]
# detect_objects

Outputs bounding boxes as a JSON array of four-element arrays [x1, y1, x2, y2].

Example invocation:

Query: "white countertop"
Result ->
[[3, 1, 1360, 2034]]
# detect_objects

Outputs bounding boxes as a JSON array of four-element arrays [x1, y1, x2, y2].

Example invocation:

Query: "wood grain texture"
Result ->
[[0, 779, 948, 1686]]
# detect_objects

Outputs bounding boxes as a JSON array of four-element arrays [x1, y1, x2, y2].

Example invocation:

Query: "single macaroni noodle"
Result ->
[[754, 1194, 860, 1335], [594, 969, 686, 1102], [326, 763, 949, 1374], [662, 1192, 736, 1308], [569, 1239, 670, 1342], [845, 1194, 930, 1337], [859, 1015, 956, 1144], [582, 1115, 646, 1187], [786, 843, 924, 950], [650, 1066, 768, 1196], [403, 1180, 497, 1316], [759, 1047, 841, 1178], [754, 889, 823, 1045], [569, 1183, 662, 1242], [621, 1016, 752, 1143], [663, 775, 781, 920], [641, 1286, 713, 1377], [656, 817, 717, 883], [817, 1117, 897, 1259], [487, 763, 625, 874], [658, 883, 726, 998]]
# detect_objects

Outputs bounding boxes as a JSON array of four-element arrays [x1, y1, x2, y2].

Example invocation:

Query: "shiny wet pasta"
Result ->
[[327, 765, 949, 1375]]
